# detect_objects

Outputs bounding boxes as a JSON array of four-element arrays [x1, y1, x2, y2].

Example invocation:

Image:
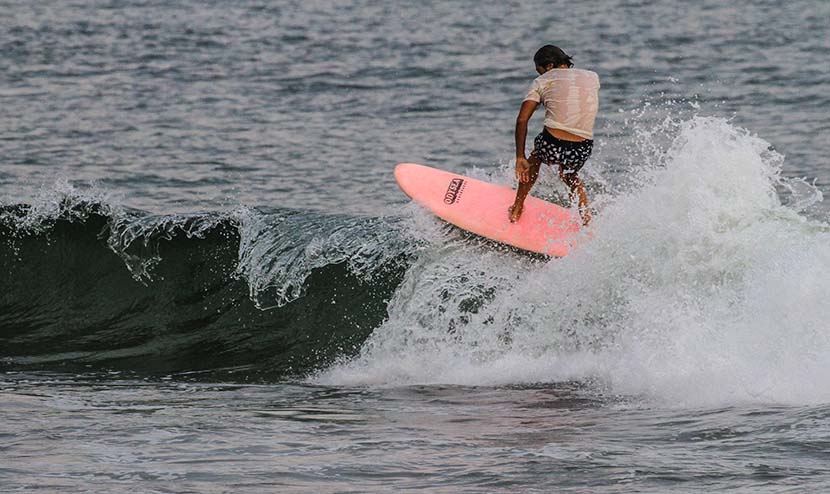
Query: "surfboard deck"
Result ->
[[394, 163, 581, 256]]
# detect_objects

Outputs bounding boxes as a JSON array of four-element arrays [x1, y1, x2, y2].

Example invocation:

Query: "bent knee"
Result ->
[[559, 169, 580, 185]]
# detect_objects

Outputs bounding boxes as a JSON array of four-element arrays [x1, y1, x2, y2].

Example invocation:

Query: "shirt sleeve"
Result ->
[[523, 81, 541, 103]]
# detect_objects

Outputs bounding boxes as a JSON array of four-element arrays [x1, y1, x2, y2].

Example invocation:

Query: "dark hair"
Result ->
[[533, 45, 573, 68]]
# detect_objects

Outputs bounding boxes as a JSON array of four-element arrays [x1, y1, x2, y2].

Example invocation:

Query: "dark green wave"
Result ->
[[0, 202, 409, 382]]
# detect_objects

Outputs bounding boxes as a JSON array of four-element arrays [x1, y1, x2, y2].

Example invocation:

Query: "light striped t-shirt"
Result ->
[[523, 68, 600, 140]]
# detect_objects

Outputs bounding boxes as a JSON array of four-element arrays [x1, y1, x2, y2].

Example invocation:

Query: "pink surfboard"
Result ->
[[394, 163, 581, 256]]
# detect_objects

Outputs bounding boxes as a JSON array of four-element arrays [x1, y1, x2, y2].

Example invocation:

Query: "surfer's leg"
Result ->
[[509, 156, 541, 222], [559, 167, 590, 225]]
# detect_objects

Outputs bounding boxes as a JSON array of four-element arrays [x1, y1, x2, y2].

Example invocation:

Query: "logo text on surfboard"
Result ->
[[444, 178, 465, 204]]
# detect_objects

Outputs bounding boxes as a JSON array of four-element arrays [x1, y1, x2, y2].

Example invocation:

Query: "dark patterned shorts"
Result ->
[[531, 128, 594, 173]]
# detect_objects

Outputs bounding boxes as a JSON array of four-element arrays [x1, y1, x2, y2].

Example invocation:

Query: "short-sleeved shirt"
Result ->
[[523, 68, 600, 140]]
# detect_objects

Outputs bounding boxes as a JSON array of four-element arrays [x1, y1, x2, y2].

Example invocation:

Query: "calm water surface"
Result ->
[[5, 375, 830, 493]]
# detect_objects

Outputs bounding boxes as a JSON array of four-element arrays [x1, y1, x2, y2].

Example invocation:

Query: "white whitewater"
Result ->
[[318, 116, 830, 407]]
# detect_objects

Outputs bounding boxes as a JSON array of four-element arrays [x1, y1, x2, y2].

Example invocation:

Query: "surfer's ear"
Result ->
[[535, 63, 555, 75]]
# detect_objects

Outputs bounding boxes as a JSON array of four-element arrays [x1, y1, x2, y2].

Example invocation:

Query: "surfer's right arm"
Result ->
[[515, 100, 539, 183]]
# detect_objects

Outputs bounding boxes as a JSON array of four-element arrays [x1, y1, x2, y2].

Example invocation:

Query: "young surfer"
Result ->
[[509, 45, 599, 225]]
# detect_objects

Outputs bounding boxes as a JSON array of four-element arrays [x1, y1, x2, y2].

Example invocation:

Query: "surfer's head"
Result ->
[[534, 45, 573, 74]]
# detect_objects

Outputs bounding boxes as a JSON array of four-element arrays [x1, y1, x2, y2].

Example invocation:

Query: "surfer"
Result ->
[[509, 45, 600, 225]]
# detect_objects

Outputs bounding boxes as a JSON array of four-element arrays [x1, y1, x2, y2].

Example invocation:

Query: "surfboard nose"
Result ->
[[394, 163, 418, 181], [394, 163, 424, 198], [393, 163, 406, 181]]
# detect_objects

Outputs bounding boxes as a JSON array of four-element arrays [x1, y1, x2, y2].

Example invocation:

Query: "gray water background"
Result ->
[[2, 0, 830, 492], [2, 0, 828, 214], [5, 374, 830, 493]]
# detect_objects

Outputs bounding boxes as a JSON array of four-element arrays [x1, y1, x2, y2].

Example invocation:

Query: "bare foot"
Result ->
[[508, 204, 523, 223], [580, 209, 592, 226]]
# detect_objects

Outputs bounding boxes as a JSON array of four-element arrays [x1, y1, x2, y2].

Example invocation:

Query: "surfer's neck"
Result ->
[[535, 63, 570, 75]]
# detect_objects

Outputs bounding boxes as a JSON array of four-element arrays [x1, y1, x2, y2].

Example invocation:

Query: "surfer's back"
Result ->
[[524, 68, 600, 140]]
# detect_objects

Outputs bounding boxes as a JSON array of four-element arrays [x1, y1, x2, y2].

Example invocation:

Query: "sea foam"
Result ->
[[317, 116, 830, 407]]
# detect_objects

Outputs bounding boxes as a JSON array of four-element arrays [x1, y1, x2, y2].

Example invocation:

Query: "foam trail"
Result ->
[[317, 117, 830, 407]]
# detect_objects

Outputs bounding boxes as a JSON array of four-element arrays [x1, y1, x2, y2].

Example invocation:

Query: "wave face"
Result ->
[[2, 116, 829, 406], [317, 117, 830, 407], [0, 193, 412, 381]]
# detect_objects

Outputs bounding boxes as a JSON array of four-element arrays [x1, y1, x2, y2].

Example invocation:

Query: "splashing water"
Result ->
[[317, 116, 830, 407]]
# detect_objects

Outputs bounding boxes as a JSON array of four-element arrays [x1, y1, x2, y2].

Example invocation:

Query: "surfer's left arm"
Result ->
[[515, 100, 539, 183]]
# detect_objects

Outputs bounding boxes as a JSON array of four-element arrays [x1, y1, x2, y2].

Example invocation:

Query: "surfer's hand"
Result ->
[[516, 157, 531, 183]]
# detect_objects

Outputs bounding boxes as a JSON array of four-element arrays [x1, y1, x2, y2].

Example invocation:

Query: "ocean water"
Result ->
[[2, 0, 830, 492]]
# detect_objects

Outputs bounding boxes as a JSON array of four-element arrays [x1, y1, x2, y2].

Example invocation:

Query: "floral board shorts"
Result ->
[[531, 128, 594, 174]]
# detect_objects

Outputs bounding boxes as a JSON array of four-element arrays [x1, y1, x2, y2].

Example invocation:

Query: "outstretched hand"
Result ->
[[515, 157, 531, 183]]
